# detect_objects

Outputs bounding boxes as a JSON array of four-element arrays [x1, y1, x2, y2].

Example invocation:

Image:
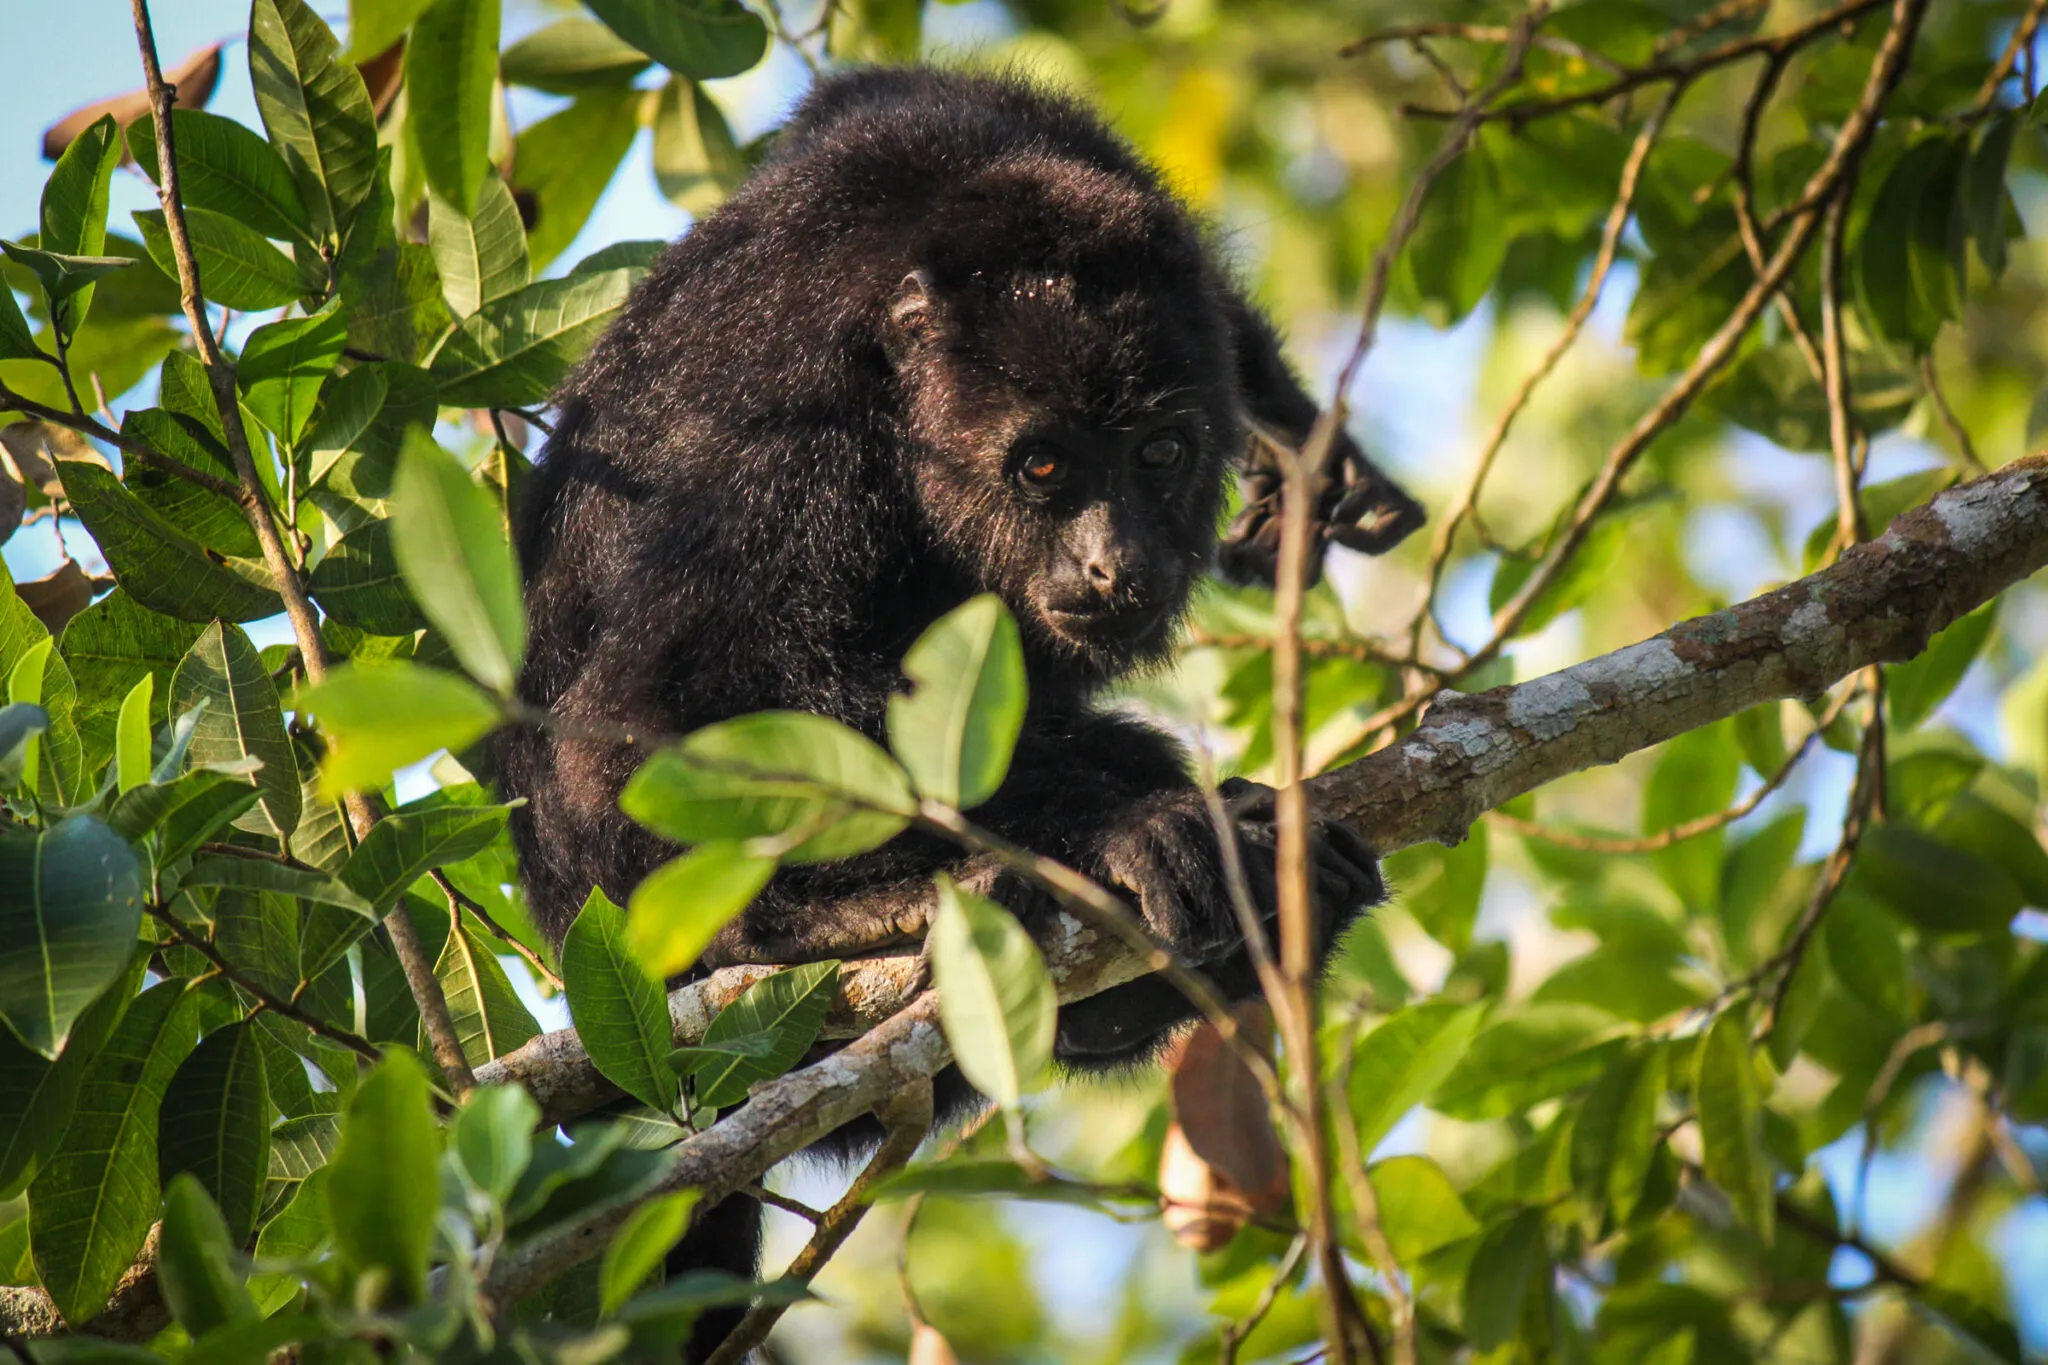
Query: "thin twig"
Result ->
[[1185, 631, 1426, 671], [432, 870, 563, 992], [145, 901, 382, 1062], [1729, 50, 1827, 383], [130, 0, 475, 1097], [1973, 0, 2048, 113], [1328, 1012, 1413, 1365], [1653, 0, 1774, 54], [702, 1080, 934, 1365], [1219, 1234, 1308, 1364], [744, 1183, 824, 1225], [0, 382, 244, 499], [1919, 353, 1987, 473]]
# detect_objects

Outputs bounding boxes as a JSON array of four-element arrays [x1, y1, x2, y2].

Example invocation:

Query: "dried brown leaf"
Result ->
[[42, 43, 222, 161], [0, 422, 104, 501], [1168, 1003, 1288, 1214], [358, 41, 406, 120], [1159, 1121, 1253, 1252], [907, 1322, 960, 1365], [16, 559, 107, 635]]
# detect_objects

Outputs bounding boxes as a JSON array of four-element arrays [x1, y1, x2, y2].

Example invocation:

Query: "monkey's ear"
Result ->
[[884, 269, 941, 363]]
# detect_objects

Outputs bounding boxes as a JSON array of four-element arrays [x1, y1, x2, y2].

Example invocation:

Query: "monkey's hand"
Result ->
[[1091, 783, 1383, 965]]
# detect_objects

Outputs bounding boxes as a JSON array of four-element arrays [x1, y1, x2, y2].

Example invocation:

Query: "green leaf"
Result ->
[[8, 638, 51, 799], [0, 954, 140, 1196], [876, 1158, 1132, 1207], [157, 1174, 258, 1337], [1627, 226, 1750, 376], [887, 594, 1025, 810], [651, 78, 744, 215], [1570, 1041, 1668, 1224], [622, 711, 915, 863], [177, 857, 373, 917], [685, 960, 838, 1109], [39, 114, 123, 334], [0, 263, 40, 361], [56, 461, 281, 623], [389, 432, 524, 693], [1346, 1000, 1488, 1155], [583, 0, 768, 79], [405, 0, 501, 216], [171, 623, 302, 842], [1402, 140, 1505, 326], [119, 409, 254, 559], [564, 888, 681, 1111], [294, 661, 499, 798], [1965, 114, 2020, 276], [326, 1049, 439, 1303], [0, 818, 145, 1058], [345, 0, 438, 59], [1430, 1002, 1624, 1120], [301, 362, 389, 488], [60, 589, 205, 763], [1855, 135, 1968, 351], [239, 302, 347, 447], [339, 803, 510, 914], [114, 675, 151, 796], [1463, 1208, 1545, 1353], [500, 17, 652, 92], [1889, 601, 1997, 729], [131, 209, 302, 312], [1822, 893, 1909, 1022], [1696, 1008, 1773, 1241], [250, 0, 380, 247], [1368, 1155, 1479, 1262], [600, 1189, 701, 1316], [29, 979, 200, 1325], [107, 770, 261, 866], [249, 1167, 327, 1314], [929, 877, 1054, 1112], [308, 519, 429, 637], [333, 152, 455, 366], [625, 843, 777, 981], [0, 241, 133, 314], [157, 1022, 273, 1248], [428, 268, 636, 408], [127, 110, 312, 248], [513, 91, 642, 270], [428, 171, 530, 317], [449, 1083, 539, 1205], [572, 240, 666, 276], [0, 702, 48, 793], [1645, 720, 1740, 915], [431, 918, 540, 1066], [1383, 826, 1487, 953], [1848, 822, 2022, 936]]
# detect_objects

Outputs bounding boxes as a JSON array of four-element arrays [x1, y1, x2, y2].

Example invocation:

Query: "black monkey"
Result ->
[[499, 66, 1422, 1357]]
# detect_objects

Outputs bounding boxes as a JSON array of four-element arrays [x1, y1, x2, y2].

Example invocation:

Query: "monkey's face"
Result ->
[[888, 269, 1235, 676]]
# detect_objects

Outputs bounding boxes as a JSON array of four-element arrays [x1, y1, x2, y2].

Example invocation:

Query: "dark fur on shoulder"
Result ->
[[499, 66, 1418, 1360]]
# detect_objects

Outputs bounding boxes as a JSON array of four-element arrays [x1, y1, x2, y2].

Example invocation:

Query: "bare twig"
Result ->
[[1920, 353, 1988, 473], [703, 1080, 934, 1364], [1328, 1014, 1413, 1365], [1219, 1234, 1308, 1364], [1974, 0, 2048, 113], [130, 0, 475, 1096], [1653, 0, 1774, 54], [1729, 50, 1827, 383], [432, 870, 563, 992]]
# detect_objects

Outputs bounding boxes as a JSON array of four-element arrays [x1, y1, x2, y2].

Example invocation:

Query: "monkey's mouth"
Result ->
[[1040, 600, 1168, 648]]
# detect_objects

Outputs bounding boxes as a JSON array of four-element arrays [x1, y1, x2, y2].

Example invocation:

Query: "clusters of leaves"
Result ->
[[2, 0, 2047, 1363]]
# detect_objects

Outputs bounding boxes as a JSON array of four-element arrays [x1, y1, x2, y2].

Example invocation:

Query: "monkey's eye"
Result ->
[[1017, 446, 1069, 487], [1136, 432, 1187, 470]]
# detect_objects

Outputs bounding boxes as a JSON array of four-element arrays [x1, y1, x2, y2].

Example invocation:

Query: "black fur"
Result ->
[[499, 67, 1418, 1359]]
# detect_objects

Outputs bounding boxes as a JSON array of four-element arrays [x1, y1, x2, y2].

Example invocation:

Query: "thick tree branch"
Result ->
[[462, 456, 2048, 1309]]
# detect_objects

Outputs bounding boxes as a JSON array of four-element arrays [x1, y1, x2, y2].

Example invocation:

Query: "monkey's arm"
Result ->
[[1218, 290, 1426, 585]]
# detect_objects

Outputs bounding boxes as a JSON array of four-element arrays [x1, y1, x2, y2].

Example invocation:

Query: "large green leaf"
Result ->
[[1463, 1208, 1545, 1352], [1855, 134, 1968, 352], [677, 960, 839, 1110], [887, 594, 1025, 810], [56, 461, 281, 623], [307, 518, 427, 637], [406, 0, 501, 216], [583, 0, 768, 79], [0, 955, 140, 1196], [29, 979, 200, 1325], [157, 1174, 260, 1339], [299, 804, 508, 983], [500, 17, 652, 92], [1848, 822, 2023, 936], [626, 843, 777, 981], [249, 0, 380, 247], [333, 150, 454, 366], [389, 432, 524, 693], [623, 711, 915, 863], [176, 857, 372, 918], [1569, 1041, 1669, 1225], [651, 77, 744, 215], [39, 114, 123, 335], [1368, 1155, 1480, 1263], [929, 877, 1055, 1112], [59, 590, 204, 770], [119, 409, 255, 559], [1644, 720, 1740, 916], [1429, 1003, 1625, 1120], [1889, 601, 1997, 730], [325, 1050, 439, 1303], [1402, 140, 1505, 327], [170, 623, 302, 842], [563, 889, 680, 1112], [0, 261, 39, 360], [428, 171, 530, 318], [431, 917, 540, 1066], [1346, 1000, 1488, 1156], [512, 91, 642, 270], [428, 268, 636, 408], [239, 301, 347, 448], [157, 1022, 271, 1248], [1696, 1008, 1773, 1241], [600, 1189, 701, 1317], [292, 662, 499, 799], [448, 1083, 539, 1206], [132, 208, 301, 312], [345, 0, 438, 59], [107, 770, 262, 866], [0, 818, 145, 1058], [127, 110, 313, 247]]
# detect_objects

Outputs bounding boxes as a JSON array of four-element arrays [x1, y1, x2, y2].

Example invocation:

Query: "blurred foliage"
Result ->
[[1, 0, 2047, 1363]]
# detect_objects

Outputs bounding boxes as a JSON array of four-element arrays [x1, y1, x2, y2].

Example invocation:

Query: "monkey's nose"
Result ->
[[1085, 555, 1120, 592]]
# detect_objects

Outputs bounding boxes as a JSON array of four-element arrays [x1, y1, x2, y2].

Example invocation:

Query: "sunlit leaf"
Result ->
[[389, 432, 524, 694], [626, 843, 778, 981], [929, 877, 1055, 1112], [0, 817, 145, 1058], [600, 1189, 701, 1316], [326, 1049, 439, 1303], [888, 594, 1025, 810], [564, 888, 680, 1112]]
